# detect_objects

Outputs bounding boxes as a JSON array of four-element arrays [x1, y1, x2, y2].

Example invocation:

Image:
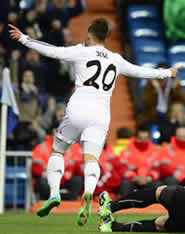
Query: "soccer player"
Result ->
[[9, 18, 183, 226], [98, 185, 185, 232]]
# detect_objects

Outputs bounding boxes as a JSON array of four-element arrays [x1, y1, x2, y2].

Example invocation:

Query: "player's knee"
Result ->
[[155, 215, 168, 232], [155, 185, 167, 202], [52, 136, 70, 155], [82, 141, 102, 162], [84, 153, 97, 163]]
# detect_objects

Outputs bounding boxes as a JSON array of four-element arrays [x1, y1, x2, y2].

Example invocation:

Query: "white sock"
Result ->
[[47, 153, 64, 198], [84, 160, 100, 195]]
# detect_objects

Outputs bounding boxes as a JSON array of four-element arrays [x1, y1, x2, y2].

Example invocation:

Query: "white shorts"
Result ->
[[54, 102, 110, 159]]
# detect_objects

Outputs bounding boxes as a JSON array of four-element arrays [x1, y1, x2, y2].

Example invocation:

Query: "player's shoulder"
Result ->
[[105, 49, 124, 62], [68, 43, 85, 50]]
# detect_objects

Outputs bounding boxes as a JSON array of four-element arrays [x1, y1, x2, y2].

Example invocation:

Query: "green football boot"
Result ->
[[37, 194, 61, 217], [77, 192, 93, 226], [98, 191, 112, 219], [99, 215, 114, 232]]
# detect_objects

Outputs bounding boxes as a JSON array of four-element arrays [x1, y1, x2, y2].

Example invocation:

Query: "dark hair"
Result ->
[[88, 18, 109, 42], [135, 126, 150, 136], [117, 127, 133, 138]]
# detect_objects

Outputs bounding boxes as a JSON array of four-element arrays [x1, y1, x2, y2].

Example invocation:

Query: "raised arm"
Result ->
[[119, 55, 183, 79], [8, 24, 79, 62]]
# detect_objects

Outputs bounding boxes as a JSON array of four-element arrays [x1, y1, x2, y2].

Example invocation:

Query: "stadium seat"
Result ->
[[168, 47, 185, 85], [126, 4, 167, 72], [136, 52, 167, 67], [168, 42, 185, 54], [127, 5, 159, 23], [132, 38, 166, 54], [168, 42, 185, 71], [5, 166, 27, 206], [130, 27, 162, 40]]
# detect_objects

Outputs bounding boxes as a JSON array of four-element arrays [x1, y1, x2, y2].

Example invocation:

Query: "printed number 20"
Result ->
[[83, 60, 117, 91]]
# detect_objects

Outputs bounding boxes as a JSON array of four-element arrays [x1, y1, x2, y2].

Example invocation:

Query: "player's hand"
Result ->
[[132, 176, 148, 185], [8, 24, 22, 40], [170, 65, 185, 78]]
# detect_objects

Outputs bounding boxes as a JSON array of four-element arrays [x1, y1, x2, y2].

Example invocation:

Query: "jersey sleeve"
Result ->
[[18, 34, 83, 62], [118, 55, 172, 79]]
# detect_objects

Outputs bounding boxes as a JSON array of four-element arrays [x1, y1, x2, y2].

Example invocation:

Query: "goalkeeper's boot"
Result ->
[[99, 215, 114, 232], [77, 192, 93, 226], [98, 191, 112, 219], [37, 194, 61, 217]]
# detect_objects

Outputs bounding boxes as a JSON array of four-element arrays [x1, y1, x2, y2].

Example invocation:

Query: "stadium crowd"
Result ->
[[2, 0, 185, 203], [0, 0, 85, 150]]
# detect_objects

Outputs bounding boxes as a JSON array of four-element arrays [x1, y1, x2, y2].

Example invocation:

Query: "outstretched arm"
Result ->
[[119, 55, 184, 79], [8, 24, 79, 62]]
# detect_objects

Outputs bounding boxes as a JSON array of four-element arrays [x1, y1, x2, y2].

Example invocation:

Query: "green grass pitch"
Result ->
[[0, 213, 174, 234]]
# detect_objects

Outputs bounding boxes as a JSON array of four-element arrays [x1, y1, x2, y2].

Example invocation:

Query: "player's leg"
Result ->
[[76, 110, 109, 225], [77, 141, 102, 226], [99, 214, 169, 232], [36, 137, 70, 217], [99, 186, 160, 219], [37, 115, 80, 217], [99, 185, 169, 232], [120, 178, 138, 197]]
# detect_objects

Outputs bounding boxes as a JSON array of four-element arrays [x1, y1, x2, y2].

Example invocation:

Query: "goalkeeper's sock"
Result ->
[[111, 219, 157, 232], [110, 188, 157, 213], [84, 160, 100, 194], [47, 153, 64, 197]]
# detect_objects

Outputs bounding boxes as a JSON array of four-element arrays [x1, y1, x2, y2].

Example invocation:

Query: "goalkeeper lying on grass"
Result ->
[[98, 185, 185, 232]]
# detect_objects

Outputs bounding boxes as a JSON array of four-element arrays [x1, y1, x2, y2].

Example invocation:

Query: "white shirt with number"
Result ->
[[18, 35, 172, 148]]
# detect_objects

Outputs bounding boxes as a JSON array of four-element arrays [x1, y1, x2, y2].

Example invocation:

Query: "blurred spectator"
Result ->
[[164, 0, 185, 41], [154, 125, 185, 186], [9, 49, 22, 88], [0, 21, 8, 57], [40, 101, 65, 132], [113, 127, 133, 156], [7, 11, 23, 54], [52, 102, 65, 123], [46, 0, 85, 29], [9, 0, 21, 13], [8, 0, 76, 99], [20, 0, 85, 34], [119, 126, 161, 197], [13, 70, 43, 149], [19, 49, 47, 92], [25, 26, 38, 39], [158, 102, 185, 143], [63, 27, 73, 46], [137, 62, 185, 128], [40, 96, 56, 130], [32, 122, 83, 200], [63, 141, 83, 177], [95, 143, 122, 198], [19, 0, 48, 36], [0, 22, 8, 78], [41, 19, 65, 46]]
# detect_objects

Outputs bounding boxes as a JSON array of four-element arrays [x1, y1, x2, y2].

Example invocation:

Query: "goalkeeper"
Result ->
[[98, 185, 185, 232]]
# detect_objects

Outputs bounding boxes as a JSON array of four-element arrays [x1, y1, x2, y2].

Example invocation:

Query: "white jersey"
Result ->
[[19, 34, 172, 112], [18, 34, 172, 154]]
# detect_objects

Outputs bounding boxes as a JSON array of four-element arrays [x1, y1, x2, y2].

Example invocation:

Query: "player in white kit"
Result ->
[[9, 19, 183, 226]]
